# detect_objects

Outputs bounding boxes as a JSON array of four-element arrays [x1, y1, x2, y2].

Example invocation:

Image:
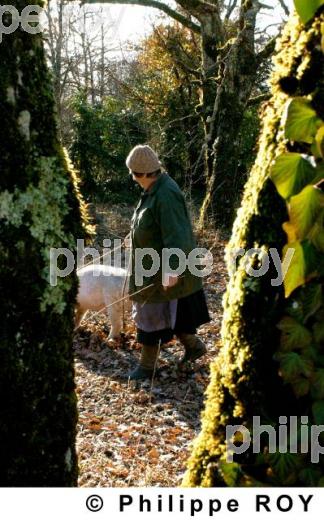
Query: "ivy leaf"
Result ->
[[286, 283, 322, 323], [268, 451, 302, 483], [301, 283, 322, 321], [318, 355, 324, 367], [315, 125, 324, 158], [307, 209, 324, 252], [282, 241, 305, 297], [299, 467, 322, 486], [313, 320, 324, 344], [276, 352, 313, 380], [270, 153, 316, 199], [282, 221, 297, 243], [313, 307, 324, 345], [285, 298, 304, 323], [302, 240, 324, 279], [218, 461, 242, 486], [311, 370, 324, 400], [277, 316, 312, 350], [289, 185, 324, 240], [294, 0, 324, 24], [312, 400, 324, 424], [291, 376, 310, 397], [303, 345, 319, 363], [284, 98, 322, 143], [314, 162, 324, 180]]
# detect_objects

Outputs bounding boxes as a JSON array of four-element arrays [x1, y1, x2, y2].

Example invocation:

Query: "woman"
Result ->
[[126, 144, 210, 380]]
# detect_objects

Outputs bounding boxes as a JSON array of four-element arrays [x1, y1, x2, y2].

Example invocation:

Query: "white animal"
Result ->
[[75, 264, 129, 339]]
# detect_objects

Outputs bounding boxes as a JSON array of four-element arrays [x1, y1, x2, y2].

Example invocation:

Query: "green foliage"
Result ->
[[268, 6, 324, 469], [271, 100, 324, 298], [282, 241, 306, 297], [71, 94, 147, 202], [267, 451, 303, 484], [311, 369, 324, 399], [134, 23, 203, 188], [294, 0, 324, 23], [284, 98, 322, 143], [298, 283, 322, 322], [277, 316, 312, 350], [299, 466, 323, 486], [275, 352, 314, 380], [314, 125, 324, 157], [312, 400, 324, 423], [218, 461, 242, 486], [270, 153, 317, 199], [290, 186, 324, 239]]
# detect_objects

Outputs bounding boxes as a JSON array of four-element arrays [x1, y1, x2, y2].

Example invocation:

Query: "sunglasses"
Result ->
[[131, 171, 146, 178]]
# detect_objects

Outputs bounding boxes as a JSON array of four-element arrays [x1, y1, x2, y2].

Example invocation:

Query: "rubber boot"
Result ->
[[177, 333, 207, 363], [128, 343, 160, 380]]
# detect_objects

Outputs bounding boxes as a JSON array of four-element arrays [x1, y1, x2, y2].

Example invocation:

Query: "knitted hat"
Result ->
[[126, 144, 162, 174]]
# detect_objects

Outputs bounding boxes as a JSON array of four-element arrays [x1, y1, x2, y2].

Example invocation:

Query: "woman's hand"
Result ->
[[162, 273, 179, 290]]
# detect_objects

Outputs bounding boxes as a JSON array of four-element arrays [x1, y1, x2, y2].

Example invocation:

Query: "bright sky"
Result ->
[[45, 1, 296, 59], [103, 0, 296, 47]]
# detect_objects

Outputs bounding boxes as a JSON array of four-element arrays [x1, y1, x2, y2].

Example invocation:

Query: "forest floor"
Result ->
[[73, 202, 229, 487]]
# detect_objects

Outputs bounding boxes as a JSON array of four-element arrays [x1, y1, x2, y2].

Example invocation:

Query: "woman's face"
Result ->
[[130, 171, 157, 191]]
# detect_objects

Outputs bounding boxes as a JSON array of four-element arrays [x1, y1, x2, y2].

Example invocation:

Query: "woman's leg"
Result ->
[[176, 333, 207, 363], [128, 342, 161, 380], [173, 289, 210, 362], [129, 302, 175, 380]]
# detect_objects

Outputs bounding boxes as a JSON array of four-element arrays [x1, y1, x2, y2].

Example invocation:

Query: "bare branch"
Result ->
[[80, 0, 201, 33], [257, 1, 273, 9], [277, 0, 289, 17], [256, 35, 277, 65], [247, 92, 271, 106], [225, 0, 238, 20], [176, 0, 220, 14], [255, 22, 281, 35]]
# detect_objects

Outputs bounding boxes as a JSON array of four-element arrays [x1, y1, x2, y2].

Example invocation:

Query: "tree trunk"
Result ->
[[199, 46, 258, 227], [0, 0, 86, 485], [198, 0, 260, 229], [46, 0, 65, 133], [184, 8, 324, 487]]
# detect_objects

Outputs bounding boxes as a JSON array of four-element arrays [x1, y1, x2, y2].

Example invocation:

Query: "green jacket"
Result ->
[[128, 172, 203, 303]]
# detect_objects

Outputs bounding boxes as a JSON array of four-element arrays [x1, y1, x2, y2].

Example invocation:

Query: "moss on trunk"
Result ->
[[198, 7, 261, 230], [0, 0, 87, 485], [184, 9, 324, 487]]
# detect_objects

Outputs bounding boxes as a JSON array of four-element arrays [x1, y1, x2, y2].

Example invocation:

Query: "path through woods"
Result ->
[[73, 204, 228, 486]]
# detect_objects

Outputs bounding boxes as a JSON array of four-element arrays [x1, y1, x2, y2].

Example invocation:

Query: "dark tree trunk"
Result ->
[[198, 0, 262, 229], [0, 0, 86, 486]]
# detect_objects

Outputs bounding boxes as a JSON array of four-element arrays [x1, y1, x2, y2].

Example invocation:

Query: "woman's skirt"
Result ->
[[133, 288, 211, 345]]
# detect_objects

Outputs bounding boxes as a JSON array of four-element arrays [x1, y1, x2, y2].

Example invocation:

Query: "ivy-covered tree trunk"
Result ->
[[184, 5, 324, 487], [0, 0, 87, 485]]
